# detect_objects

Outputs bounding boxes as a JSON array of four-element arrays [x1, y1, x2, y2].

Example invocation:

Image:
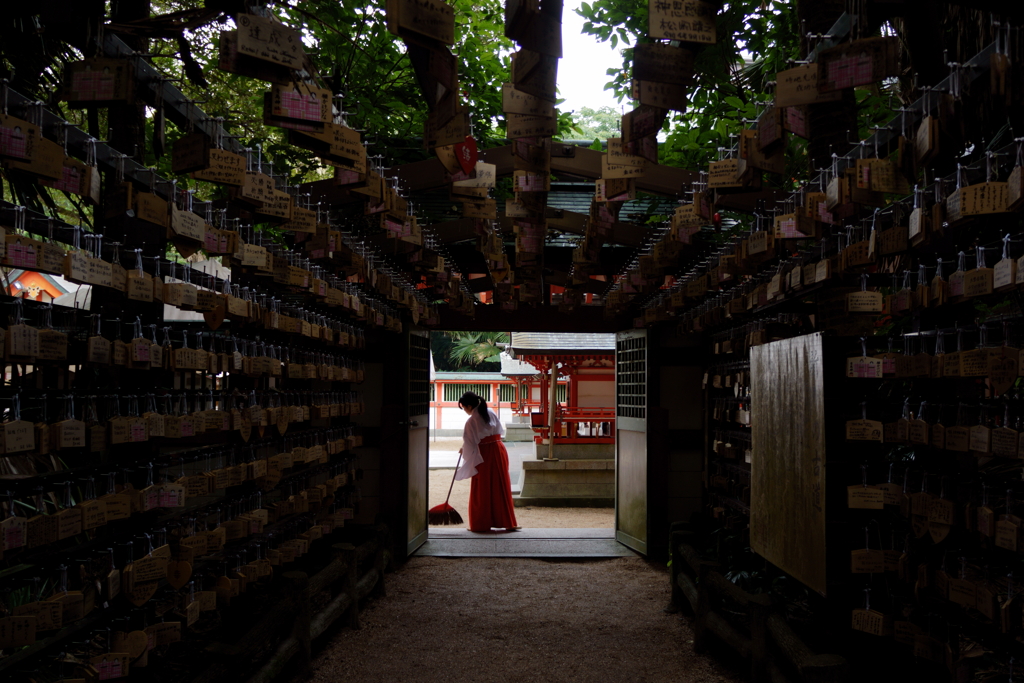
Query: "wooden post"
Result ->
[[283, 571, 311, 680], [546, 357, 558, 460], [669, 529, 685, 611], [748, 594, 774, 683], [693, 562, 714, 654], [801, 655, 849, 683], [372, 526, 388, 598], [336, 543, 360, 630]]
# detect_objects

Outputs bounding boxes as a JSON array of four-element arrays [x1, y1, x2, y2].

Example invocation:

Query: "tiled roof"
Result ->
[[499, 352, 539, 376], [432, 372, 508, 381], [508, 332, 616, 357]]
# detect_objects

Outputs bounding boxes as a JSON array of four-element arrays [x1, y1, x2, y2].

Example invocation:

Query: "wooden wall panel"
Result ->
[[750, 332, 827, 596]]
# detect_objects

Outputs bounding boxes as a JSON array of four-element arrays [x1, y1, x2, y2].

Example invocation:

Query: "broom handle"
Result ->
[[444, 451, 463, 504]]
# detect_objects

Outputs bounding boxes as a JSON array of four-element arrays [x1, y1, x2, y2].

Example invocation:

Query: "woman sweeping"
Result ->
[[455, 391, 519, 533]]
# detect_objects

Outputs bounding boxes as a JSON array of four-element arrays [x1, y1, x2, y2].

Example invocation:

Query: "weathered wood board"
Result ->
[[750, 333, 827, 596]]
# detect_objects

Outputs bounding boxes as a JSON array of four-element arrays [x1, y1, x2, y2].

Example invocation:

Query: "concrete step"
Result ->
[[513, 496, 615, 508], [415, 528, 635, 558], [429, 528, 614, 539]]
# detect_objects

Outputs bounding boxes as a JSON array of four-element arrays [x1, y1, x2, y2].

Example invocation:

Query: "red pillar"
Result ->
[[435, 382, 444, 429]]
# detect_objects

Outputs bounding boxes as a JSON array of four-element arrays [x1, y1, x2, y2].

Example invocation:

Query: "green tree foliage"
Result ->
[[444, 331, 509, 369], [575, 0, 802, 173], [143, 0, 514, 188], [570, 105, 621, 142]]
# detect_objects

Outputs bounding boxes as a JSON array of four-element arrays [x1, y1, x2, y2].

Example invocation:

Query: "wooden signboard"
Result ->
[[61, 58, 134, 105], [502, 84, 556, 118], [512, 139, 551, 174], [0, 114, 38, 162], [386, 0, 456, 45], [408, 43, 458, 107], [740, 129, 784, 175], [507, 7, 562, 58], [708, 159, 744, 189], [425, 108, 470, 148], [453, 162, 496, 188], [218, 30, 291, 85], [751, 333, 827, 596], [191, 148, 247, 186], [625, 134, 658, 164], [649, 0, 716, 44], [621, 105, 667, 143], [633, 43, 695, 85], [506, 113, 558, 138], [601, 156, 646, 179], [172, 132, 211, 174], [511, 49, 558, 102], [775, 63, 843, 108], [235, 14, 305, 71], [817, 37, 901, 93], [607, 138, 646, 168], [7, 137, 64, 180], [633, 80, 688, 112], [264, 82, 332, 128], [169, 205, 207, 244], [289, 123, 366, 171]]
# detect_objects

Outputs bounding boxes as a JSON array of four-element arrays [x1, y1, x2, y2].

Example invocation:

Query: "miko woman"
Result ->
[[456, 391, 519, 533]]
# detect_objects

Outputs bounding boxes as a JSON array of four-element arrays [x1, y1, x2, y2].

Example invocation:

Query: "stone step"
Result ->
[[523, 459, 613, 470], [513, 495, 615, 508], [415, 529, 634, 557]]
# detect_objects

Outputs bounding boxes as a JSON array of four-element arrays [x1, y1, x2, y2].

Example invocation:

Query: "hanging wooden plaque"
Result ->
[[817, 37, 901, 92], [775, 63, 843, 107], [648, 0, 716, 44], [633, 43, 695, 85], [511, 49, 558, 102], [235, 14, 305, 70], [386, 0, 456, 45]]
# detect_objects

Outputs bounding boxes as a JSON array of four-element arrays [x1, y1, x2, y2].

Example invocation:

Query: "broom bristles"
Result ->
[[428, 501, 463, 525]]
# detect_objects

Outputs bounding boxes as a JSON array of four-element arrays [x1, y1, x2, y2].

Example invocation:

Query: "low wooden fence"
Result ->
[[192, 524, 389, 683], [670, 526, 848, 683]]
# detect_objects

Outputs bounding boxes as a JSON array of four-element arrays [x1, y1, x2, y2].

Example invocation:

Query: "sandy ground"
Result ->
[[428, 469, 614, 529], [306, 557, 743, 683], [428, 438, 467, 451]]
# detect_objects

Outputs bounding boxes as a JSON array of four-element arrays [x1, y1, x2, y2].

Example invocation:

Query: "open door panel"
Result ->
[[407, 329, 430, 556], [615, 328, 648, 555]]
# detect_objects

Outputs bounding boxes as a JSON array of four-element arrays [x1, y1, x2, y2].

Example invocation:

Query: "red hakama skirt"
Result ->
[[468, 434, 518, 532]]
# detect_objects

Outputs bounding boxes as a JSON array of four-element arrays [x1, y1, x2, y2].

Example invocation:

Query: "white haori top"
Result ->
[[455, 408, 505, 481]]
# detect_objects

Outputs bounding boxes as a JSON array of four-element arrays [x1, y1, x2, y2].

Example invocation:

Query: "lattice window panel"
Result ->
[[442, 383, 492, 402], [616, 335, 646, 419], [409, 334, 431, 416]]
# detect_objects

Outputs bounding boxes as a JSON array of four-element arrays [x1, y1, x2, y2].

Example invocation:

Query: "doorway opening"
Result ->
[[426, 331, 617, 532]]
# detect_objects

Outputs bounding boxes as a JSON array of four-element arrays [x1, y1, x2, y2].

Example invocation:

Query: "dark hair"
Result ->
[[458, 391, 492, 425]]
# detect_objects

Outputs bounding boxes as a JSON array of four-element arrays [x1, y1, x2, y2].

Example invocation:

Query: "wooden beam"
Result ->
[[306, 143, 697, 207], [394, 157, 451, 192], [548, 144, 697, 196], [430, 217, 486, 244], [639, 163, 698, 196], [481, 145, 514, 176], [549, 145, 604, 178], [715, 188, 787, 213], [430, 208, 648, 249], [301, 178, 364, 206], [545, 208, 586, 235], [439, 302, 627, 332], [395, 146, 514, 193]]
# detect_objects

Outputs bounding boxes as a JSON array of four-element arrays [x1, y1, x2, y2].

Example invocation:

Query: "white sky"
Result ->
[[557, 0, 625, 116]]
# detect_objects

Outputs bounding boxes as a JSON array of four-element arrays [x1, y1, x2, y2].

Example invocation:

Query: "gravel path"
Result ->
[[306, 557, 744, 683]]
